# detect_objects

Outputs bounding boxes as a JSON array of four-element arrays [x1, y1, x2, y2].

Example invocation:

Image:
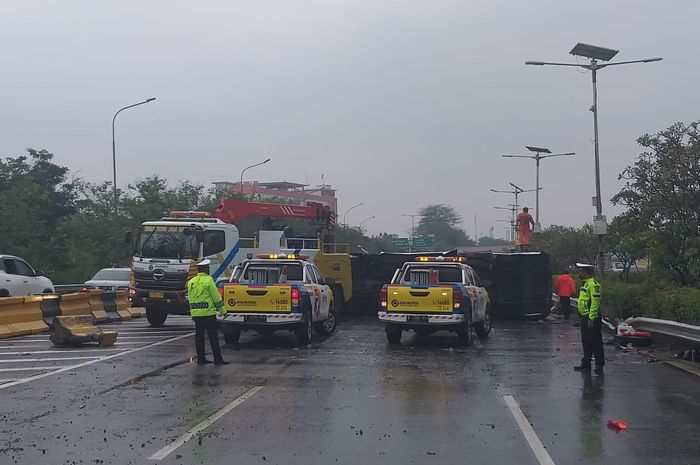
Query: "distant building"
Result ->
[[212, 180, 338, 213]]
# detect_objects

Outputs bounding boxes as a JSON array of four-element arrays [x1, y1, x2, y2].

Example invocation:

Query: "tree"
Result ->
[[606, 215, 651, 281], [477, 236, 509, 246], [530, 225, 597, 272], [612, 122, 700, 284], [415, 204, 474, 250], [0, 149, 79, 281]]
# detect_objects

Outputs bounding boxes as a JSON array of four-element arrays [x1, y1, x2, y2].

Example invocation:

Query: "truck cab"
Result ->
[[378, 256, 492, 345], [131, 212, 242, 326], [219, 254, 338, 345]]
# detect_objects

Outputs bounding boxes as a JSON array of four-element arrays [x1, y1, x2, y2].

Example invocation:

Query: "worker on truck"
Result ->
[[187, 259, 229, 365], [574, 263, 603, 374], [516, 207, 535, 251]]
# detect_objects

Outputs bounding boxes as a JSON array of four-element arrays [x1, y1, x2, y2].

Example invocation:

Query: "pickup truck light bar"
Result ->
[[415, 256, 466, 263], [256, 253, 310, 260]]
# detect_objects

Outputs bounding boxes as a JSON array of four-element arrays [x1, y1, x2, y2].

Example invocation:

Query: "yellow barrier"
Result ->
[[0, 296, 50, 339], [60, 292, 93, 317], [87, 290, 109, 323], [114, 290, 133, 320]]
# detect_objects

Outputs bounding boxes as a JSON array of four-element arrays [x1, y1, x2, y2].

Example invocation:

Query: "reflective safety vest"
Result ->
[[187, 272, 224, 317], [577, 277, 602, 321]]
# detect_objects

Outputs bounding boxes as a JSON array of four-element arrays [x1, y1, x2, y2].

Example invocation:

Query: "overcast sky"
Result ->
[[1, 1, 697, 238]]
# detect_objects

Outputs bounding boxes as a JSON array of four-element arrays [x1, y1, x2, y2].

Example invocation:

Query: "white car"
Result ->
[[0, 254, 54, 297], [83, 268, 132, 292]]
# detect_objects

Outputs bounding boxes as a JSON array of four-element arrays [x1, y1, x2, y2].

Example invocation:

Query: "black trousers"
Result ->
[[193, 315, 223, 362], [580, 316, 604, 368], [559, 297, 571, 319]]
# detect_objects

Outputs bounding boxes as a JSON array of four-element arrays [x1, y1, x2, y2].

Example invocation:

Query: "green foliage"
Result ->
[[329, 227, 396, 254], [415, 204, 474, 250], [0, 149, 79, 281], [477, 236, 509, 246], [612, 121, 700, 284], [531, 224, 597, 272], [606, 215, 651, 281]]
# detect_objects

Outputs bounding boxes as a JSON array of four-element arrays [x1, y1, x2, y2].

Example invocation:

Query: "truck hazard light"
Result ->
[[416, 256, 466, 263], [169, 210, 212, 218]]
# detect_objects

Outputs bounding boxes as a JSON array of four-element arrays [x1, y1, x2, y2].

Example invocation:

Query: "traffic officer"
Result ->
[[574, 263, 604, 374], [187, 259, 229, 365]]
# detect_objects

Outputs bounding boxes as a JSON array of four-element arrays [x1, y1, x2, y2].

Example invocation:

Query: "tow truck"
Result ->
[[219, 254, 338, 345], [378, 256, 492, 345], [129, 199, 350, 326]]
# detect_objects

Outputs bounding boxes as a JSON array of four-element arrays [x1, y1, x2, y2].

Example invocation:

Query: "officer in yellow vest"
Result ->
[[574, 263, 604, 374], [187, 259, 228, 365]]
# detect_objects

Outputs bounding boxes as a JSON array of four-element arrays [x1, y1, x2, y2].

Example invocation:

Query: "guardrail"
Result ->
[[54, 284, 84, 294], [625, 317, 700, 344], [553, 293, 700, 345]]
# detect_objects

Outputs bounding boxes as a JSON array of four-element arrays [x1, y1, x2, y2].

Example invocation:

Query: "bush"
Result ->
[[599, 277, 700, 324]]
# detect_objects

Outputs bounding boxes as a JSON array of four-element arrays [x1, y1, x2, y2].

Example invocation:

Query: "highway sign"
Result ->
[[411, 236, 435, 248]]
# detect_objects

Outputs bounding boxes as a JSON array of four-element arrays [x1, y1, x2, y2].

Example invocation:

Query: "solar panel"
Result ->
[[570, 43, 619, 61], [525, 146, 551, 153]]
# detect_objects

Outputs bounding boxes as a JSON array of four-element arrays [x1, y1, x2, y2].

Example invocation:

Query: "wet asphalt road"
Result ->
[[1, 314, 700, 465]]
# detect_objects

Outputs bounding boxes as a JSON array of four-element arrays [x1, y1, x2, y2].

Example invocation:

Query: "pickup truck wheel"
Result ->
[[385, 324, 402, 344], [296, 313, 313, 345], [314, 302, 337, 335], [146, 306, 167, 327], [223, 327, 241, 345], [474, 306, 492, 338]]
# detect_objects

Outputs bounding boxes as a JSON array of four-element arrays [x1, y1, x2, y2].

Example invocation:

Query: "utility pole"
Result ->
[[526, 42, 662, 276], [502, 146, 574, 231]]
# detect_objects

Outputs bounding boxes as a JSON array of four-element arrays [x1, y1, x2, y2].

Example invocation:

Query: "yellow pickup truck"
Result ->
[[219, 254, 337, 345], [378, 256, 492, 345]]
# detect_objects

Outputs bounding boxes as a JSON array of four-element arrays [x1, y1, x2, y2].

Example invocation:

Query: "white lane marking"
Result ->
[[0, 366, 71, 372], [0, 356, 102, 363], [504, 395, 556, 465], [0, 332, 194, 390], [149, 386, 264, 461], [0, 349, 126, 355]]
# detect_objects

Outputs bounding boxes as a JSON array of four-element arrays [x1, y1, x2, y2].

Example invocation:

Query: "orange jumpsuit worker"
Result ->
[[555, 270, 576, 320], [516, 207, 535, 251]]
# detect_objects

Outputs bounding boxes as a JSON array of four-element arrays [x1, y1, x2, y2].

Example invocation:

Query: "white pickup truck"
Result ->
[[378, 256, 492, 345]]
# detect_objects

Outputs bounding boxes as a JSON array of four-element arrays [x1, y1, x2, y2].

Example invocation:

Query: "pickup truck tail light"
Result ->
[[380, 287, 387, 308], [453, 289, 461, 309], [291, 288, 300, 307]]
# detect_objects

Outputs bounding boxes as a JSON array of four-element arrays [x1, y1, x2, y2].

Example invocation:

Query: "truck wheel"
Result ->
[[146, 306, 167, 327], [315, 302, 337, 336], [331, 285, 344, 316], [385, 324, 402, 344], [474, 306, 492, 338], [455, 324, 471, 346], [223, 327, 241, 345], [296, 313, 313, 345], [0, 289, 9, 297]]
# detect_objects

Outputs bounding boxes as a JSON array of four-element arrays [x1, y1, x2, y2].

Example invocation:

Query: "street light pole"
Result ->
[[502, 146, 575, 230], [401, 213, 423, 253], [111, 97, 156, 222], [359, 215, 376, 230], [343, 202, 365, 225], [491, 183, 540, 244], [239, 158, 271, 194], [526, 43, 662, 276]]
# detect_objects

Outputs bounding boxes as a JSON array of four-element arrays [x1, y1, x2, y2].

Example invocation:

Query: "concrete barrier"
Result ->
[[0, 296, 50, 338], [127, 306, 146, 318], [114, 291, 133, 320], [60, 292, 93, 317], [87, 290, 109, 323], [50, 315, 117, 347], [100, 291, 121, 321], [40, 294, 61, 327]]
